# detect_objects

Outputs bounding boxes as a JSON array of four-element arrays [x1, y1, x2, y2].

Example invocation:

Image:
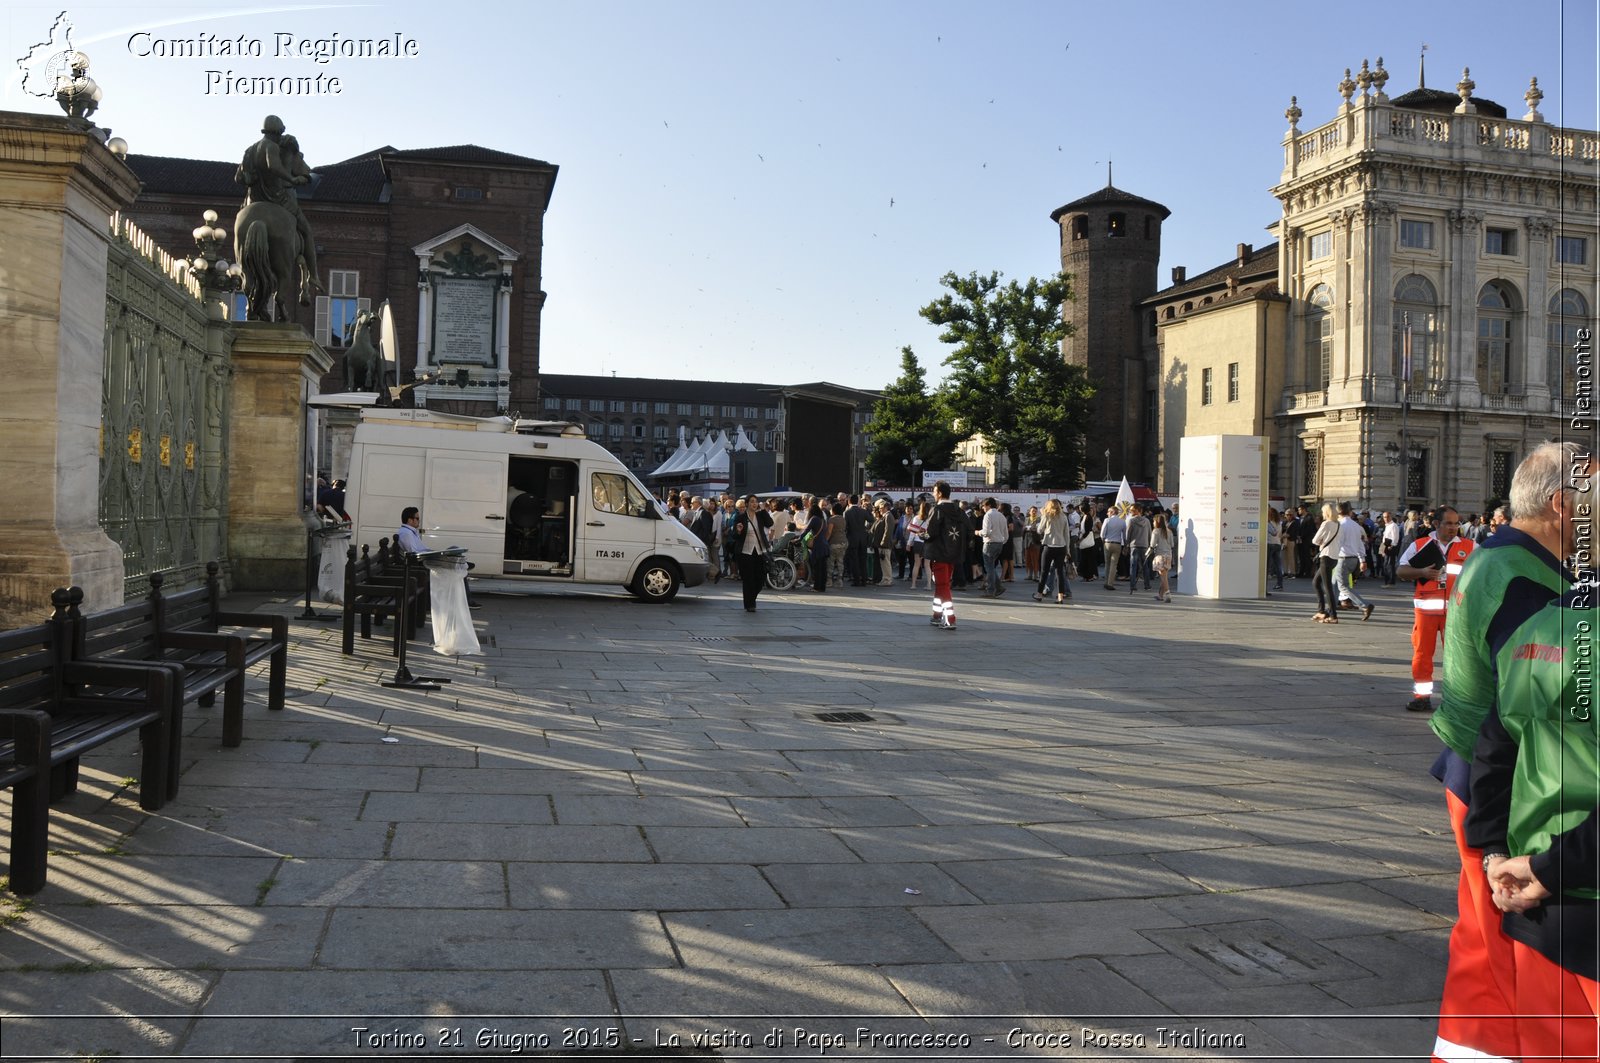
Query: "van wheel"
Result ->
[[632, 559, 681, 602]]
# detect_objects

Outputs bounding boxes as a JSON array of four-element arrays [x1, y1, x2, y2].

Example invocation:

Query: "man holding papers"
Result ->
[[1396, 506, 1474, 714]]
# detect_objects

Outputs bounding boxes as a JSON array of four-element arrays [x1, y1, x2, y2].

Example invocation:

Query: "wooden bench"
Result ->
[[149, 562, 288, 747], [341, 540, 426, 657], [57, 574, 263, 749], [0, 608, 181, 894]]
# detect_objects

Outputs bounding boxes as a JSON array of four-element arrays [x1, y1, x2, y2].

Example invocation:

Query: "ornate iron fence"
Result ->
[[100, 214, 229, 595]]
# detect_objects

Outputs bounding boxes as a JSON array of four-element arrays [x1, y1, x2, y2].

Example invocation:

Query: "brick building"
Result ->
[[122, 139, 557, 413], [1051, 183, 1170, 486]]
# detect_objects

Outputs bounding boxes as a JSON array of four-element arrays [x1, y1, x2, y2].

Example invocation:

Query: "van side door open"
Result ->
[[504, 456, 577, 576]]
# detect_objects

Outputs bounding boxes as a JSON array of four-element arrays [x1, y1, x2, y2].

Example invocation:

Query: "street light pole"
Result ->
[[901, 449, 922, 495], [1104, 449, 1111, 480], [1400, 312, 1412, 511]]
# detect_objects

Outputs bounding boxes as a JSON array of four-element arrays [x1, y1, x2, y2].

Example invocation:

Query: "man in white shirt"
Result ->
[[979, 498, 1008, 597], [1100, 507, 1128, 590], [1380, 511, 1403, 586], [1334, 501, 1374, 620], [396, 506, 427, 554]]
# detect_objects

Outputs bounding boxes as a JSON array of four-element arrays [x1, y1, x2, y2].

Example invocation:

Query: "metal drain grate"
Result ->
[[689, 634, 830, 643], [814, 711, 876, 723], [1142, 920, 1364, 987]]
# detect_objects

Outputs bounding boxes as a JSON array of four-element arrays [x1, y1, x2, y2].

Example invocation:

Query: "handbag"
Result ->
[[1080, 529, 1096, 549]]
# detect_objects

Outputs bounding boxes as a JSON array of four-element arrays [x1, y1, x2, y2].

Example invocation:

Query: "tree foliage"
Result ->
[[863, 346, 961, 483], [920, 270, 1095, 488]]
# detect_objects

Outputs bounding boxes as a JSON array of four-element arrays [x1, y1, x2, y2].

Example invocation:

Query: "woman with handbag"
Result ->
[[905, 501, 929, 589], [1033, 499, 1073, 603], [804, 498, 829, 593], [1078, 504, 1100, 583], [732, 495, 771, 611], [1150, 512, 1175, 602], [1311, 502, 1342, 622]]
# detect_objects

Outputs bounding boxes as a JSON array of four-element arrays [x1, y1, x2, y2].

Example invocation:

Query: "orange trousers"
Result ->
[[1432, 788, 1520, 1062], [1413, 608, 1446, 697], [1510, 941, 1599, 1060]]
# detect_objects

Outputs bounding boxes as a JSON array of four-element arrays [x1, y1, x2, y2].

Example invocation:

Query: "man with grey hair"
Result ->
[[1485, 505, 1509, 539], [1424, 440, 1588, 1063]]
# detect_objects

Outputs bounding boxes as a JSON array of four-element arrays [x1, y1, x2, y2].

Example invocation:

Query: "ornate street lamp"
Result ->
[[901, 449, 923, 491], [190, 210, 241, 293]]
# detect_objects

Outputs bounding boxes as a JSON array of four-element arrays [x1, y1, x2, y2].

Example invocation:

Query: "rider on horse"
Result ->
[[235, 115, 323, 299]]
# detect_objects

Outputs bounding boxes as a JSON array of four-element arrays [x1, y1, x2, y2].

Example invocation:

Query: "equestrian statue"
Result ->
[[342, 306, 388, 394], [234, 115, 324, 321]]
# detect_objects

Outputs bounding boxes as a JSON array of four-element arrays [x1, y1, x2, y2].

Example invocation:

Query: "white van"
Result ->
[[345, 409, 710, 601]]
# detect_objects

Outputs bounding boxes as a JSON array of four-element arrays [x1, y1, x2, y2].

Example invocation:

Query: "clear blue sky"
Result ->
[[6, 1, 1597, 390]]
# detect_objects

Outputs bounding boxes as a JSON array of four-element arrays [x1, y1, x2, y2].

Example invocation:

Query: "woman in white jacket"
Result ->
[[1032, 499, 1073, 603]]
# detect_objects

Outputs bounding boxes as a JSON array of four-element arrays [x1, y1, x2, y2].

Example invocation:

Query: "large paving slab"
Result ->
[[0, 578, 1467, 1059]]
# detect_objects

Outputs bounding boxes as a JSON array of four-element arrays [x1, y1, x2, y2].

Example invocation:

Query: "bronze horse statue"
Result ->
[[342, 308, 386, 392], [234, 200, 302, 322]]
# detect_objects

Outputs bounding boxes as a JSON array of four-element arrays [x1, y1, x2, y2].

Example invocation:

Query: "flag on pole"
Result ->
[[1115, 476, 1136, 510]]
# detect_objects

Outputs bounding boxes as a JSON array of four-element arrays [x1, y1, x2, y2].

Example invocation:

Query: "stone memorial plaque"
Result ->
[[432, 277, 495, 365]]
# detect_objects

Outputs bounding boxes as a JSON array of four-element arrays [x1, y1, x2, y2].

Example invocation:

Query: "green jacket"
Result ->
[[1466, 589, 1600, 979], [1434, 528, 1569, 764]]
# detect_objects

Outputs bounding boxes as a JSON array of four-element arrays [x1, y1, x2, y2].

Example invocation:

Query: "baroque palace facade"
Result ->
[[1131, 62, 1597, 509]]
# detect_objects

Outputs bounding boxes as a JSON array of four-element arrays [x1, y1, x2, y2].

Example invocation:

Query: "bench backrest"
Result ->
[[148, 568, 219, 634], [0, 621, 61, 710], [68, 593, 161, 662]]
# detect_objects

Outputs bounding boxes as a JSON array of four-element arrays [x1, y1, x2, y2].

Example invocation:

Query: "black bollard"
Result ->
[[381, 551, 451, 691], [297, 527, 334, 622]]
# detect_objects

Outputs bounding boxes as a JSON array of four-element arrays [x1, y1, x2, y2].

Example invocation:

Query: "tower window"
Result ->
[[1108, 212, 1126, 238], [1144, 215, 1154, 240], [1071, 216, 1088, 241]]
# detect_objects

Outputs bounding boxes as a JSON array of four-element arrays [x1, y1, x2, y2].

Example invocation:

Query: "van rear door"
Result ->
[[422, 450, 507, 567]]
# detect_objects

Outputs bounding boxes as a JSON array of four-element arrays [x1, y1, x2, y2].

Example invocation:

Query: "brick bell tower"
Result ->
[[1050, 181, 1168, 485]]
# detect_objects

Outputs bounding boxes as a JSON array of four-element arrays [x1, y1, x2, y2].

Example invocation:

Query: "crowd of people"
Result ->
[[660, 485, 1183, 619]]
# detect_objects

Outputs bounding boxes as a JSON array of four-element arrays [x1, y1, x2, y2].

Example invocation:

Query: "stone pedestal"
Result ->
[[227, 323, 334, 590], [0, 113, 140, 626]]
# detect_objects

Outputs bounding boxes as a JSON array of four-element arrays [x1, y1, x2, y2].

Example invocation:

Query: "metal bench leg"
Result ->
[[7, 712, 51, 895]]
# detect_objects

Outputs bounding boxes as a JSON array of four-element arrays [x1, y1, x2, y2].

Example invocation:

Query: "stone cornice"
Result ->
[[0, 110, 141, 214]]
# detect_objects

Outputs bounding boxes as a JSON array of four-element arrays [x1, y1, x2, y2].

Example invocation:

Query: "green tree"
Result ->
[[863, 346, 961, 484], [1012, 345, 1096, 486], [920, 270, 1094, 488]]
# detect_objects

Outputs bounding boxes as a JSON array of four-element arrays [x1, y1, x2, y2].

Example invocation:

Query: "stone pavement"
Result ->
[[0, 572, 1455, 1061]]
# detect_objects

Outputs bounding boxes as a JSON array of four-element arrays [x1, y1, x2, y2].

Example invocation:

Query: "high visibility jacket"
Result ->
[[1408, 534, 1474, 612]]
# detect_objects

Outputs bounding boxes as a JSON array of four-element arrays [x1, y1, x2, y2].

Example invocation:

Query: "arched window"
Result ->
[[1476, 281, 1521, 395], [1548, 288, 1591, 400], [1070, 216, 1088, 241], [1391, 274, 1441, 390], [1305, 284, 1333, 389], [1107, 212, 1126, 238]]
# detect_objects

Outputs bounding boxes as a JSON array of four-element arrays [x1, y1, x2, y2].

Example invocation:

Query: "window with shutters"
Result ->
[[314, 270, 366, 348]]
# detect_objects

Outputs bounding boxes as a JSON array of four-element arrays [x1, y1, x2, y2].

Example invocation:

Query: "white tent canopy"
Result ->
[[651, 426, 693, 477]]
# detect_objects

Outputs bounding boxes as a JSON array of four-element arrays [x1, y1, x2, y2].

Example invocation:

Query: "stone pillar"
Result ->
[[0, 112, 139, 625], [227, 322, 333, 590]]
